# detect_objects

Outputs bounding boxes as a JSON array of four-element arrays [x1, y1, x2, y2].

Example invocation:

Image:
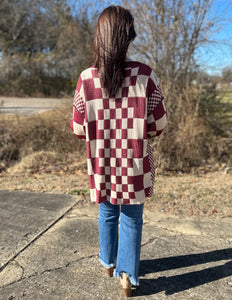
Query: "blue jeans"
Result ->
[[98, 201, 144, 286]]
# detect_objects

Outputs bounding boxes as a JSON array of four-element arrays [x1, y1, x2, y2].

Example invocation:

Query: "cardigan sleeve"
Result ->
[[146, 70, 167, 137], [70, 75, 86, 140]]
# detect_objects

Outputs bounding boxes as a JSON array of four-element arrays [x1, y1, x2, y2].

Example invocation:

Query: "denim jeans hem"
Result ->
[[99, 258, 115, 269], [113, 269, 139, 286]]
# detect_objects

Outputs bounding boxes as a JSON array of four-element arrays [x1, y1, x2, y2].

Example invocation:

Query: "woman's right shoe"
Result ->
[[106, 266, 114, 277], [120, 272, 132, 297]]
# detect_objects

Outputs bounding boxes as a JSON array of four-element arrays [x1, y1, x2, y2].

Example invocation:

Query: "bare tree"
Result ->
[[123, 0, 229, 89], [222, 66, 232, 83]]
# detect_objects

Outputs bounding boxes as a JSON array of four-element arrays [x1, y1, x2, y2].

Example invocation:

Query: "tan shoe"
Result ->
[[106, 266, 114, 277], [120, 272, 132, 297]]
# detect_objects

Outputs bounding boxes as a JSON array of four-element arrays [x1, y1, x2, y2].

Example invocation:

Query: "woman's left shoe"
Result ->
[[106, 266, 114, 277]]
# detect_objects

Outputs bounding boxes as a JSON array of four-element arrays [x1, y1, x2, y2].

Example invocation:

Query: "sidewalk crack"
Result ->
[[0, 199, 81, 274], [141, 237, 158, 247], [0, 253, 99, 289]]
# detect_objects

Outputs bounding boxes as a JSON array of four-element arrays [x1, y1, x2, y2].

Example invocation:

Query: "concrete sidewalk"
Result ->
[[0, 190, 231, 299]]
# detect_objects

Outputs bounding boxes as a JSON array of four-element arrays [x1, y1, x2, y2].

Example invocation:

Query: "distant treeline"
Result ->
[[0, 0, 96, 96]]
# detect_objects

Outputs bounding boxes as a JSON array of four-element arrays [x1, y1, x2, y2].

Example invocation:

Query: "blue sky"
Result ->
[[196, 0, 232, 74]]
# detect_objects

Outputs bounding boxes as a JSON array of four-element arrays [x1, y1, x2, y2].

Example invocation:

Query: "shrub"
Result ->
[[0, 105, 86, 172], [151, 84, 231, 171]]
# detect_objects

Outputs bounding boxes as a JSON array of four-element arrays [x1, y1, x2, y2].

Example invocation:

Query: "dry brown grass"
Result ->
[[147, 171, 232, 217], [0, 105, 85, 172], [8, 151, 62, 174], [0, 169, 231, 217]]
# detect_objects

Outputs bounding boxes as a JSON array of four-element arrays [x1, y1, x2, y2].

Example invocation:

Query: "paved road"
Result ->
[[0, 190, 232, 299], [0, 96, 71, 115]]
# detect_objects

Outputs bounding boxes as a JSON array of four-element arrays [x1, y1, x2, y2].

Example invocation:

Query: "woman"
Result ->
[[70, 5, 167, 297]]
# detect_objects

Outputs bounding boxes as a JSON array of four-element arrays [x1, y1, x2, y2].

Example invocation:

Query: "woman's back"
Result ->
[[71, 60, 167, 204]]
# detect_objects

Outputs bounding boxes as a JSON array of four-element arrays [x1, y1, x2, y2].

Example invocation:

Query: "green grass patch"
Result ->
[[69, 188, 90, 196]]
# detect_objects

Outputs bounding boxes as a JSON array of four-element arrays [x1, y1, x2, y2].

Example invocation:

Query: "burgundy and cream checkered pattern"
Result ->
[[70, 60, 167, 205]]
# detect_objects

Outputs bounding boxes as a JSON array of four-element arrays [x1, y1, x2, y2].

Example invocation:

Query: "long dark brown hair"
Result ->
[[93, 6, 136, 97]]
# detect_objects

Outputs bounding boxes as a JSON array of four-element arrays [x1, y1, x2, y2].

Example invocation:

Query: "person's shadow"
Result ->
[[133, 248, 232, 297]]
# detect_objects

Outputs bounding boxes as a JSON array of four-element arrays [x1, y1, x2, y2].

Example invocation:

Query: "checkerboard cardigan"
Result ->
[[70, 61, 167, 205]]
